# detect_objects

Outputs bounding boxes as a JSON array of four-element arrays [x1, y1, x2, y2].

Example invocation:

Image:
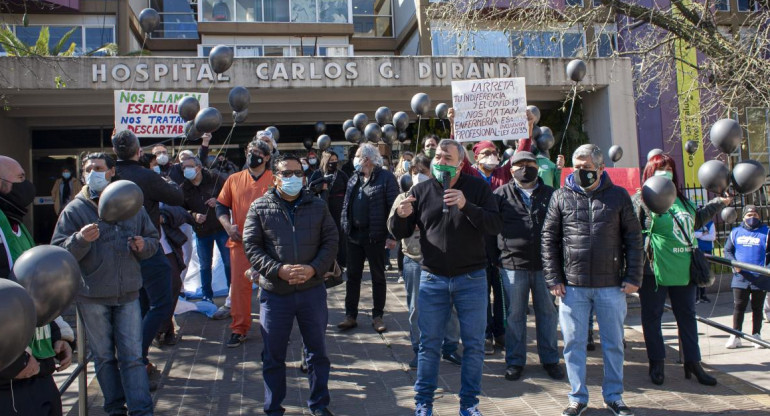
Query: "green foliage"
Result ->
[[0, 25, 77, 57]]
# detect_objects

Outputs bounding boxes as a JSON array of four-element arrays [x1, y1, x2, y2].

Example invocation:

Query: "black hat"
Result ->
[[511, 151, 537, 165], [744, 205, 760, 217]]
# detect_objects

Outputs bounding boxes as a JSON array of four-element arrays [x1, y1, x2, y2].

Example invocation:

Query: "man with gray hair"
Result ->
[[338, 143, 399, 333], [152, 133, 212, 184], [541, 144, 642, 416]]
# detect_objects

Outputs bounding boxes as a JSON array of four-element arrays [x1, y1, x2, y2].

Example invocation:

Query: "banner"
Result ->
[[451, 77, 528, 143], [114, 90, 209, 138]]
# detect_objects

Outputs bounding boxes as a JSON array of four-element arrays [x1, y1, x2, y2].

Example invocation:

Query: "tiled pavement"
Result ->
[[63, 269, 770, 416]]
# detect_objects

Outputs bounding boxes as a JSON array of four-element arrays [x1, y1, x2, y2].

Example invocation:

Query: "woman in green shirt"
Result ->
[[632, 154, 729, 387]]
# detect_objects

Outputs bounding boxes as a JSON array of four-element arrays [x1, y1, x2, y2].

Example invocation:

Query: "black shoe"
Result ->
[[649, 359, 664, 385], [441, 351, 462, 366], [484, 338, 495, 355], [311, 407, 334, 416], [543, 363, 565, 380], [623, 338, 627, 350], [226, 333, 246, 348], [494, 335, 505, 349], [605, 399, 634, 416], [561, 402, 588, 416], [163, 330, 178, 346], [409, 355, 418, 369], [700, 295, 711, 303], [146, 363, 161, 392], [587, 331, 596, 351], [504, 365, 523, 381], [684, 361, 717, 386]]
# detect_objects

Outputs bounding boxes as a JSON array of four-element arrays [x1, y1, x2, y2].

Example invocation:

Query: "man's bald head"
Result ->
[[0, 155, 25, 194]]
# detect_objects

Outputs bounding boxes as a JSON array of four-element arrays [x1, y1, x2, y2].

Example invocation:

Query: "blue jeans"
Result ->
[[195, 230, 232, 299], [78, 300, 153, 416], [139, 247, 173, 364], [403, 257, 460, 355], [502, 269, 559, 366], [415, 269, 487, 409], [560, 286, 627, 404], [260, 284, 330, 415]]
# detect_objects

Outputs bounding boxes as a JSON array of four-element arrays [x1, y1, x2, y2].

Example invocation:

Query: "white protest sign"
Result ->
[[114, 90, 209, 138], [451, 77, 528, 143]]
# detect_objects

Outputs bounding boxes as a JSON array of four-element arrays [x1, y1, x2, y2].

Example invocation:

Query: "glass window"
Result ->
[[292, 0, 317, 22], [715, 0, 729, 11], [85, 27, 115, 55], [597, 32, 617, 57], [737, 0, 758, 11], [319, 46, 349, 56], [319, 0, 348, 22], [201, 45, 214, 56], [16, 25, 83, 54], [236, 0, 262, 22], [523, 31, 560, 57], [264, 0, 291, 22], [204, 0, 234, 21], [235, 45, 262, 56], [746, 108, 769, 171], [263, 45, 285, 56], [431, 29, 458, 56], [460, 31, 510, 57], [354, 0, 393, 37], [562, 32, 584, 57], [297, 45, 316, 56], [566, 0, 583, 5]]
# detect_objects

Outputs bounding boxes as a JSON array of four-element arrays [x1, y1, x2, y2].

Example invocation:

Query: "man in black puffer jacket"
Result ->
[[338, 143, 399, 333], [541, 144, 642, 416], [242, 154, 338, 416]]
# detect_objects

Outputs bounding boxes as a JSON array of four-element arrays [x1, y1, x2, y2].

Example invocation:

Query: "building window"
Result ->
[[715, 0, 730, 11], [746, 107, 769, 172], [353, 0, 393, 37], [200, 43, 349, 57], [596, 31, 617, 57], [432, 28, 584, 58], [459, 31, 511, 57], [319, 0, 349, 22], [10, 25, 116, 55], [85, 26, 116, 55], [202, 0, 348, 23], [566, 0, 584, 5], [737, 0, 759, 11], [236, 0, 263, 22], [149, 0, 198, 39]]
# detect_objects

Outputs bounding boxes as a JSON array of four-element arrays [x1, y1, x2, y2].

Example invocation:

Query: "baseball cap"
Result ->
[[511, 151, 537, 165]]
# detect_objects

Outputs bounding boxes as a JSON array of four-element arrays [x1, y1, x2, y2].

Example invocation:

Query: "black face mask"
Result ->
[[247, 153, 264, 169], [514, 166, 539, 184], [327, 161, 338, 173], [574, 168, 600, 189], [0, 179, 36, 222]]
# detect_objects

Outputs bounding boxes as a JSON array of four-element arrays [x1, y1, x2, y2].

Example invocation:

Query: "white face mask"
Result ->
[[86, 171, 110, 192], [156, 154, 169, 166], [412, 173, 430, 185], [479, 155, 500, 170]]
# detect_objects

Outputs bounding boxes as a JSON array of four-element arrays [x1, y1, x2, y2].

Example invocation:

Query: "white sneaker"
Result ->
[[725, 335, 742, 349], [751, 334, 765, 349]]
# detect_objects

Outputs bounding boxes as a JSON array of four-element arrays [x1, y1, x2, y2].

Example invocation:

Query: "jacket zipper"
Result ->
[[277, 199, 301, 267], [588, 194, 594, 278]]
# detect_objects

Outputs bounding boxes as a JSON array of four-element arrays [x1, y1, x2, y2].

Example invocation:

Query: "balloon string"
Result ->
[[558, 83, 579, 156], [208, 123, 238, 200], [416, 116, 422, 154], [127, 34, 148, 93]]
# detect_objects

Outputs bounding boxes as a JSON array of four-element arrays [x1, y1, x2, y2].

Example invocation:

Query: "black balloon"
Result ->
[[0, 279, 36, 372], [365, 122, 382, 143], [647, 148, 664, 161], [317, 134, 331, 150], [381, 124, 397, 145], [178, 96, 200, 122], [399, 174, 413, 193], [314, 121, 327, 135], [503, 147, 515, 161], [531, 125, 542, 139], [194, 107, 222, 133], [375, 107, 392, 125], [208, 45, 234, 74], [537, 126, 555, 151], [710, 118, 742, 154], [138, 8, 160, 33], [228, 86, 250, 113], [353, 113, 369, 131], [99, 180, 144, 223], [266, 126, 280, 142], [342, 119, 355, 131], [345, 127, 362, 144], [397, 131, 409, 143], [642, 176, 677, 215], [731, 160, 766, 194], [721, 206, 738, 223], [609, 145, 623, 163], [527, 105, 541, 124], [566, 59, 587, 82], [435, 103, 449, 120], [303, 138, 313, 150], [233, 109, 248, 124], [184, 120, 202, 140], [14, 245, 82, 327], [684, 140, 699, 155], [697, 160, 730, 194], [393, 111, 409, 131], [411, 93, 431, 116]]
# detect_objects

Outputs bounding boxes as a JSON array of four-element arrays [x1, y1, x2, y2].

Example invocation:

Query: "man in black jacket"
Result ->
[[152, 133, 212, 184], [390, 139, 502, 416], [541, 144, 642, 416], [113, 130, 184, 389], [495, 151, 563, 383], [338, 143, 398, 333], [243, 154, 338, 416]]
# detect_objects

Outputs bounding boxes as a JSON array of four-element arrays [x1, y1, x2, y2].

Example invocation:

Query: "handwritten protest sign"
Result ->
[[451, 77, 528, 143], [114, 90, 209, 138]]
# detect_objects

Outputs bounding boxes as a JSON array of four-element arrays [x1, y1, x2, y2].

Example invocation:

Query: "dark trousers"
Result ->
[[139, 247, 173, 363], [486, 264, 506, 339], [639, 273, 701, 362], [733, 288, 767, 335], [159, 252, 184, 335], [0, 374, 62, 415], [260, 284, 330, 415], [345, 240, 386, 319]]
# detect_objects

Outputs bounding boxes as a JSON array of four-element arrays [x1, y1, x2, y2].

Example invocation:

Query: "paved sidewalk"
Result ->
[[64, 270, 770, 416]]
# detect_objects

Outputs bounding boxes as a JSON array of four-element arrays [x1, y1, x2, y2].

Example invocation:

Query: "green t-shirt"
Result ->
[[648, 198, 695, 287], [536, 156, 561, 188]]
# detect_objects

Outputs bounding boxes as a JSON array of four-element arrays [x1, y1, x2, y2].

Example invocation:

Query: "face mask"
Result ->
[[432, 163, 459, 184], [412, 173, 430, 185], [62, 172, 71, 180], [183, 167, 197, 180], [353, 157, 362, 172], [327, 161, 338, 173], [403, 161, 411, 171], [654, 170, 673, 180], [156, 154, 169, 166], [574, 168, 600, 189], [86, 171, 110, 193], [301, 163, 309, 171], [279, 175, 303, 196], [0, 179, 36, 220], [247, 153, 264, 169], [308, 158, 317, 165], [479, 155, 500, 170], [514, 165, 539, 184], [745, 217, 761, 228], [152, 166, 161, 174], [425, 148, 436, 159]]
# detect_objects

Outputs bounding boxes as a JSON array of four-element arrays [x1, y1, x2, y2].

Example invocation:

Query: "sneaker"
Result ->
[[337, 316, 357, 331], [415, 403, 432, 416], [163, 330, 178, 346], [201, 296, 213, 303], [398, 277, 405, 284], [751, 333, 765, 349], [372, 316, 387, 333], [409, 355, 418, 369], [459, 404, 483, 416], [695, 298, 703, 305], [226, 333, 246, 348], [561, 402, 588, 416], [310, 408, 334, 416], [605, 399, 634, 416], [484, 338, 495, 355], [212, 305, 231, 320], [543, 363, 565, 380], [587, 332, 596, 351], [725, 335, 742, 349], [441, 351, 462, 366], [504, 365, 523, 381], [146, 363, 161, 392]]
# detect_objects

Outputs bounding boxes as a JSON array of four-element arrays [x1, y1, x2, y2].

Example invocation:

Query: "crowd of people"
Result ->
[[0, 109, 768, 416]]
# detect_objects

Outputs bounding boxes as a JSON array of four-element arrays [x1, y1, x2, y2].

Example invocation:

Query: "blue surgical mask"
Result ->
[[654, 170, 674, 180], [62, 172, 71, 180], [152, 166, 161, 174], [184, 167, 197, 180], [86, 171, 109, 193], [745, 217, 761, 228], [403, 161, 411, 171], [279, 175, 303, 196], [353, 157, 362, 172]]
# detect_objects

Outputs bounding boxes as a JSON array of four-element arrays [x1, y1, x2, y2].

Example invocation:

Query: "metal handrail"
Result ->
[[57, 309, 89, 415]]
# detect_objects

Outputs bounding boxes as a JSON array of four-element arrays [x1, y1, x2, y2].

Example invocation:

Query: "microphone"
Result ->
[[442, 170, 451, 213]]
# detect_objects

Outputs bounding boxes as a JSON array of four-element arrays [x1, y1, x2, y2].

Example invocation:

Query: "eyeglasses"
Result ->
[[277, 170, 305, 178]]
